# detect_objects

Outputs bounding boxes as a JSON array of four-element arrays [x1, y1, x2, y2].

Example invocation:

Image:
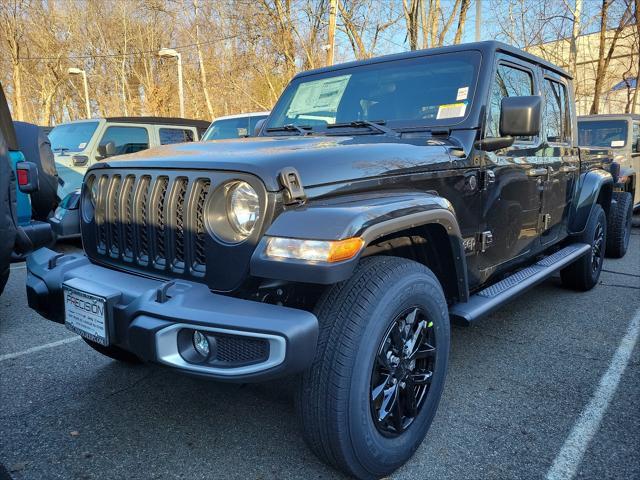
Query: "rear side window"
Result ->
[[159, 128, 195, 145], [487, 64, 534, 139], [633, 122, 639, 153], [543, 79, 571, 144], [100, 126, 149, 155]]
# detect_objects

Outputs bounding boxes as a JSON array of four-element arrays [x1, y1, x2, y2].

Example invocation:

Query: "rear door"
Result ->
[[539, 74, 578, 245], [478, 58, 544, 281]]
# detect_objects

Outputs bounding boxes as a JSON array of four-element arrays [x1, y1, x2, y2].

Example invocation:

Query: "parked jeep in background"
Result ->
[[49, 117, 209, 238], [26, 42, 618, 479], [578, 114, 637, 257], [201, 111, 270, 140]]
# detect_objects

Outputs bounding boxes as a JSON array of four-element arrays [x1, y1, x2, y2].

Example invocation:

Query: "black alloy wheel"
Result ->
[[371, 307, 436, 436], [591, 222, 605, 274]]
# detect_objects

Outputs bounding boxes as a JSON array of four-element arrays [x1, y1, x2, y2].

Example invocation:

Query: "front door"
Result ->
[[478, 60, 545, 282]]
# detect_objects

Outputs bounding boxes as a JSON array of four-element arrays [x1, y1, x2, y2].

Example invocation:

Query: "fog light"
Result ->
[[193, 331, 210, 357]]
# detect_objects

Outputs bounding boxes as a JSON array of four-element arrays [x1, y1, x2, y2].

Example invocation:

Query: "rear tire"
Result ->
[[605, 191, 632, 258], [296, 256, 450, 480], [82, 338, 142, 364], [560, 204, 606, 291]]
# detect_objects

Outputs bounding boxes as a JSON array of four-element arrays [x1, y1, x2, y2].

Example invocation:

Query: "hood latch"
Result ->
[[279, 167, 306, 205]]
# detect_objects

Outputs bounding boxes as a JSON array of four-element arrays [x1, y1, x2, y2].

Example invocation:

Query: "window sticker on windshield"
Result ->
[[78, 142, 87, 149], [287, 75, 351, 117], [437, 102, 467, 120], [611, 140, 625, 147], [456, 87, 469, 101]]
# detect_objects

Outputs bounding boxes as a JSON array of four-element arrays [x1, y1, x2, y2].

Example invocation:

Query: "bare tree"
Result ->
[[590, 0, 635, 114]]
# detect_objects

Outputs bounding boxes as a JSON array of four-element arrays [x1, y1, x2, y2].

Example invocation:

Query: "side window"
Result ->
[[487, 63, 534, 139], [159, 128, 195, 145], [543, 79, 570, 143], [633, 122, 639, 153], [100, 126, 149, 155]]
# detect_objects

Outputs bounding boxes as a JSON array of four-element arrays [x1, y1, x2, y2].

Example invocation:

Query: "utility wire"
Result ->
[[17, 34, 239, 62]]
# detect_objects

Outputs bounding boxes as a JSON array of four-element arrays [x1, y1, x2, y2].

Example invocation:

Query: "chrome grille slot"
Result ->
[[192, 179, 210, 273], [136, 175, 151, 263], [172, 177, 188, 271], [107, 175, 121, 256], [121, 175, 135, 259], [152, 176, 169, 267]]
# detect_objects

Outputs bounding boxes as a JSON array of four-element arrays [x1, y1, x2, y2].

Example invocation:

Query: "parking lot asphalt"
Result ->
[[1, 223, 639, 480]]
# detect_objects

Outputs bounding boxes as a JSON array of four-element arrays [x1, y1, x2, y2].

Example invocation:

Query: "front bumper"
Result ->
[[26, 248, 318, 382]]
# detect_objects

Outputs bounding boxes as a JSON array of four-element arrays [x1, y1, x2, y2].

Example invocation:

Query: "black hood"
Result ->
[[98, 135, 455, 191]]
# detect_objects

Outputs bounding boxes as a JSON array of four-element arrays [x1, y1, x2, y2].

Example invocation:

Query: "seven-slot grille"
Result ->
[[86, 171, 211, 276]]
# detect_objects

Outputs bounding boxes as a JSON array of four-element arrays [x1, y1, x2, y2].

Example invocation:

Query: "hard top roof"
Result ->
[[56, 116, 210, 128], [104, 116, 210, 128], [295, 40, 571, 80]]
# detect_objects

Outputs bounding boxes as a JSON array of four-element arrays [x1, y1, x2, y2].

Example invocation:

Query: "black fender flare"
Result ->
[[568, 169, 613, 235], [250, 192, 469, 301]]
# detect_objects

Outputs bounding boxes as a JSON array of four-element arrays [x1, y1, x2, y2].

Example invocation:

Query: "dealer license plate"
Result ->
[[64, 285, 109, 346]]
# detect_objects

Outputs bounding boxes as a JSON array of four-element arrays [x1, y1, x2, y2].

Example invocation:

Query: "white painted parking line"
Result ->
[[546, 307, 640, 480], [0, 335, 81, 362]]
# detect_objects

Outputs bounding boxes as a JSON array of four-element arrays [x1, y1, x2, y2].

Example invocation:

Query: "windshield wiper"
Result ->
[[327, 120, 400, 137], [265, 124, 313, 135]]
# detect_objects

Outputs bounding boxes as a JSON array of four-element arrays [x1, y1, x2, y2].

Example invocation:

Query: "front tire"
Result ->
[[605, 191, 633, 258], [296, 256, 450, 479], [560, 204, 606, 291]]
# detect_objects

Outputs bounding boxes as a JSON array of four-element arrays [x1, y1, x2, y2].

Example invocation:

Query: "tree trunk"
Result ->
[[590, 0, 633, 114], [453, 0, 471, 44], [633, 0, 640, 113], [568, 0, 583, 80], [11, 58, 24, 121], [195, 1, 214, 118]]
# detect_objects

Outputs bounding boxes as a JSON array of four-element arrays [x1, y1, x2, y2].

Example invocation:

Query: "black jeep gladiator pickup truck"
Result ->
[[26, 41, 618, 479]]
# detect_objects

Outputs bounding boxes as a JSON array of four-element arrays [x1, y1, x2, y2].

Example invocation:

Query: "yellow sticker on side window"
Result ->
[[436, 102, 467, 120]]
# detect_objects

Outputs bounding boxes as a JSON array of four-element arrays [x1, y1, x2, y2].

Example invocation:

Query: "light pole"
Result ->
[[68, 67, 91, 119], [158, 48, 184, 118]]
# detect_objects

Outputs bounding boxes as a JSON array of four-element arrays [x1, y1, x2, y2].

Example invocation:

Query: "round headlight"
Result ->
[[81, 175, 99, 222], [226, 181, 259, 237]]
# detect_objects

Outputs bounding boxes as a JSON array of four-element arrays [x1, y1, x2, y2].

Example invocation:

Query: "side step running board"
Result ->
[[450, 243, 591, 326]]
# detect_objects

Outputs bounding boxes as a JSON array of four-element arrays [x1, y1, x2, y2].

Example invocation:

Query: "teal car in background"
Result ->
[[0, 83, 55, 295]]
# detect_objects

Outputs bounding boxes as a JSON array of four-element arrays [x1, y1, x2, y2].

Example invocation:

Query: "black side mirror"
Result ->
[[254, 119, 266, 137], [16, 161, 39, 193], [500, 95, 542, 137], [97, 140, 116, 158]]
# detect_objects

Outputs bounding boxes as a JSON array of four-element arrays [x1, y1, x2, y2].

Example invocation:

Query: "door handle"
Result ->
[[526, 167, 548, 177], [559, 165, 578, 172]]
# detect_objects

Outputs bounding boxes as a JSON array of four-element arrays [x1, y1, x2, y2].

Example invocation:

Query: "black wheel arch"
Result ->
[[250, 192, 469, 303], [568, 169, 613, 236]]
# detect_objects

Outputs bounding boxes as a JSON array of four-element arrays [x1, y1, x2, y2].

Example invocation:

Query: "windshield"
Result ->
[[578, 120, 628, 148], [49, 121, 99, 153], [203, 115, 268, 140], [265, 51, 480, 133]]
